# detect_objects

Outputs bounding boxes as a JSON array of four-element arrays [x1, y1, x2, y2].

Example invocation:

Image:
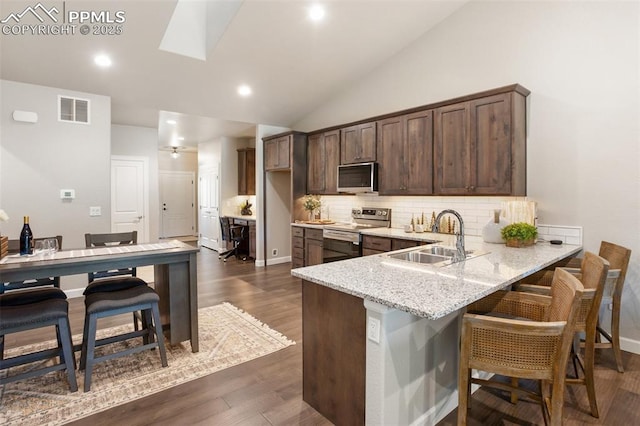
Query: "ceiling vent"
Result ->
[[59, 96, 90, 124]]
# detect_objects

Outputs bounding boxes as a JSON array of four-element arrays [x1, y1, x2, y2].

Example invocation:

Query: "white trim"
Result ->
[[621, 336, 640, 355], [266, 256, 292, 266]]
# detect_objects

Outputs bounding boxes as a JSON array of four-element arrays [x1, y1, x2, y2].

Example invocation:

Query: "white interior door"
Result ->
[[160, 171, 195, 238], [198, 166, 220, 250], [111, 156, 148, 242]]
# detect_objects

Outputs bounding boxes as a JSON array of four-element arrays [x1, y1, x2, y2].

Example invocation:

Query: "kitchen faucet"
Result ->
[[432, 209, 466, 262]]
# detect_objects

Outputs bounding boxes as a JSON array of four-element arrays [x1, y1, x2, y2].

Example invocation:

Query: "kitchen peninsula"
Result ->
[[291, 233, 581, 425]]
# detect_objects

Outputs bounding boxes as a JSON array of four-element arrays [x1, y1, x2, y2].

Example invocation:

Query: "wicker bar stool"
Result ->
[[0, 287, 78, 392], [458, 269, 584, 426], [516, 252, 610, 418]]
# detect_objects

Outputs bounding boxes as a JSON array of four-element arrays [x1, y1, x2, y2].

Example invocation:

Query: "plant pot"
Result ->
[[505, 238, 535, 248]]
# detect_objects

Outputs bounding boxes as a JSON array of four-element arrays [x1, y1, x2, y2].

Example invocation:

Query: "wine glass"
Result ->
[[45, 238, 59, 256], [34, 240, 46, 257]]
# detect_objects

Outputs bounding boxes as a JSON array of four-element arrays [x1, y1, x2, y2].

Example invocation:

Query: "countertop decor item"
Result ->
[[303, 194, 322, 221], [0, 209, 7, 259], [240, 199, 252, 216], [501, 222, 538, 247], [482, 209, 510, 243]]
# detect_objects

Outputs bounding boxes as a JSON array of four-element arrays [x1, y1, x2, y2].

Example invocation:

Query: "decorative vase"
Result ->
[[482, 209, 509, 243], [241, 207, 252, 216]]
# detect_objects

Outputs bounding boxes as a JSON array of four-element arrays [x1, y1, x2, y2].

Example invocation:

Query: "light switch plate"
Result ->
[[89, 206, 101, 216], [367, 317, 381, 343]]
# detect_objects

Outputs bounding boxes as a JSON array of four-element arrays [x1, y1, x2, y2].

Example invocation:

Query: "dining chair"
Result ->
[[0, 287, 78, 392], [458, 268, 584, 425], [515, 252, 610, 418], [2, 235, 63, 294]]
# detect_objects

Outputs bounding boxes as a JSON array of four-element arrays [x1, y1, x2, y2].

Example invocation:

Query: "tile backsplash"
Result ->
[[317, 194, 582, 245]]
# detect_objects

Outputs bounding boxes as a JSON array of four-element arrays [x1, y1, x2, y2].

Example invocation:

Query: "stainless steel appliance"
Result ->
[[337, 162, 378, 193], [322, 207, 391, 263]]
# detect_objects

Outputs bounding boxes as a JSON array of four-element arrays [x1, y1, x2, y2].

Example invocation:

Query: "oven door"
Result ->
[[322, 237, 361, 263]]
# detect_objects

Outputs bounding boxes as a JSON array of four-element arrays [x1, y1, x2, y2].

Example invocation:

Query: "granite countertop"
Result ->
[[291, 236, 582, 320]]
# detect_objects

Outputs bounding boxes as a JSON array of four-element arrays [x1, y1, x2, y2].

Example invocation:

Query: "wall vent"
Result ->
[[58, 96, 90, 124]]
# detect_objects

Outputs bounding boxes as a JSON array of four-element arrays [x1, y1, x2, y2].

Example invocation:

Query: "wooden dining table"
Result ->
[[0, 240, 200, 352]]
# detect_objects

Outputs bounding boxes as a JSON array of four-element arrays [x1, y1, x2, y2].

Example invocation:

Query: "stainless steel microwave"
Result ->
[[337, 162, 378, 193]]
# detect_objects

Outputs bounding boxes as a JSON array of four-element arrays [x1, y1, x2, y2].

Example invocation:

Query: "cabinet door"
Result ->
[[469, 93, 512, 194], [264, 136, 291, 171], [340, 122, 376, 164], [305, 238, 324, 266], [307, 133, 325, 193], [404, 110, 433, 194], [323, 130, 340, 194], [377, 116, 404, 194], [237, 148, 255, 195], [434, 102, 471, 195]]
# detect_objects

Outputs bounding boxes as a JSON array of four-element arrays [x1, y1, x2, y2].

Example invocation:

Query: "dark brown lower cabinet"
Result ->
[[302, 280, 365, 426]]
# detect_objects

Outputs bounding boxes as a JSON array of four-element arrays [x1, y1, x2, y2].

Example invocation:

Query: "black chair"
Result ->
[[0, 287, 78, 392], [219, 217, 248, 261], [2, 235, 63, 294], [79, 282, 168, 392], [79, 231, 167, 391]]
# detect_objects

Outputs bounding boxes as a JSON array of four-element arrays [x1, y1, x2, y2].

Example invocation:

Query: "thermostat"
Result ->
[[60, 189, 75, 199]]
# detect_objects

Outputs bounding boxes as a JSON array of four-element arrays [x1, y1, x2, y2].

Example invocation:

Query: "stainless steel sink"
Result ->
[[385, 245, 488, 266]]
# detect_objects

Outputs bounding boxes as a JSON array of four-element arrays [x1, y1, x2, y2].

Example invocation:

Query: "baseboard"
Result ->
[[621, 336, 640, 355], [65, 288, 85, 299], [266, 256, 291, 266]]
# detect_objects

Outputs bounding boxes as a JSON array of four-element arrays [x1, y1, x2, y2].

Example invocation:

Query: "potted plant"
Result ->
[[500, 222, 538, 248]]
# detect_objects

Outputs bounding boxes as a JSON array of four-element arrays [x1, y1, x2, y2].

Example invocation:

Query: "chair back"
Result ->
[[599, 241, 631, 301], [219, 217, 231, 242], [85, 232, 138, 282], [549, 268, 584, 325], [575, 252, 609, 331]]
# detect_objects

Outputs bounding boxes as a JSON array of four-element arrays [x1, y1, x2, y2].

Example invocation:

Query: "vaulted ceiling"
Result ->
[[0, 0, 467, 148]]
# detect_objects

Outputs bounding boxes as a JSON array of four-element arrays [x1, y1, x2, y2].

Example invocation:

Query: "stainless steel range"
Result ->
[[322, 208, 391, 263]]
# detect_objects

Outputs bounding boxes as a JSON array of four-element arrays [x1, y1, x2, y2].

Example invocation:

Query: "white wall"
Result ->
[[0, 79, 111, 290], [111, 124, 160, 242], [294, 2, 640, 350], [0, 80, 111, 248]]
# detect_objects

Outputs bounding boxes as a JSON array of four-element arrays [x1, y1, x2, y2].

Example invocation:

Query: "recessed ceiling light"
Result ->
[[166, 119, 177, 125], [94, 54, 112, 67], [237, 84, 252, 97], [308, 4, 325, 21]]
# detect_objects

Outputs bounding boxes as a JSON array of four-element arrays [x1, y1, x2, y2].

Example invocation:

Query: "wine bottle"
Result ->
[[19, 216, 33, 255]]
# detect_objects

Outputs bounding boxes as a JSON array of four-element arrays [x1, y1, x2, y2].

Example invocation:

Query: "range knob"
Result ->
[[381, 211, 387, 216]]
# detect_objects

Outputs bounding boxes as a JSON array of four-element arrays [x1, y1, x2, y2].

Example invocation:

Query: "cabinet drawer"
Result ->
[[292, 227, 304, 238], [292, 258, 305, 269], [362, 236, 391, 251], [293, 247, 305, 259], [362, 248, 386, 256], [305, 228, 324, 241], [234, 219, 249, 226], [391, 239, 422, 251], [292, 236, 304, 249]]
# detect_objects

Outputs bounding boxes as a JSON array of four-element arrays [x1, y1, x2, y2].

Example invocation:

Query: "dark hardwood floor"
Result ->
[[4, 247, 640, 425]]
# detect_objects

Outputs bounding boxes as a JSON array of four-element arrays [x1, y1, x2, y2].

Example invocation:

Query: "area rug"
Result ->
[[0, 303, 295, 426]]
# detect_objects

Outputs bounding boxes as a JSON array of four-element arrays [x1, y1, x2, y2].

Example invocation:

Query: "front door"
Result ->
[[111, 156, 148, 242], [160, 171, 195, 238]]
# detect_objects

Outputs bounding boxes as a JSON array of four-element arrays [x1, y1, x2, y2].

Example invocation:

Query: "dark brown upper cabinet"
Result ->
[[307, 130, 340, 194], [237, 148, 255, 195], [340, 122, 376, 164], [377, 109, 433, 195], [264, 134, 291, 171], [434, 88, 527, 196]]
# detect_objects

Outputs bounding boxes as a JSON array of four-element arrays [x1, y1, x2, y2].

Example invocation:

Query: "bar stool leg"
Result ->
[[58, 316, 78, 392], [151, 304, 168, 367], [83, 314, 98, 392]]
